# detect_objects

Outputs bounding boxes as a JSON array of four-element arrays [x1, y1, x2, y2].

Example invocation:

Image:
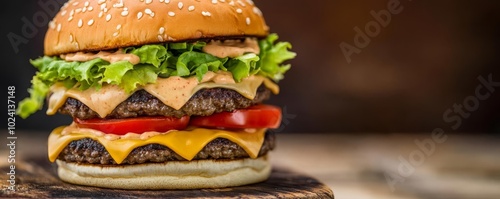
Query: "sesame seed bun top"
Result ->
[[44, 0, 269, 56]]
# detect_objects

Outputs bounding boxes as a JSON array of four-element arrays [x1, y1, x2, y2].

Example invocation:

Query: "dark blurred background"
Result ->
[[2, 0, 500, 133]]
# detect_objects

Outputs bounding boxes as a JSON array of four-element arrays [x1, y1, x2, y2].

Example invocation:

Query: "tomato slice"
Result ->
[[74, 116, 190, 135], [190, 104, 282, 129]]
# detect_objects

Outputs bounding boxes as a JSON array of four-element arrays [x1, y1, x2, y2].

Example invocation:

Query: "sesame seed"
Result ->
[[61, 10, 67, 16], [178, 2, 183, 9], [165, 0, 170, 3], [159, 27, 165, 34], [121, 10, 129, 16], [72, 2, 79, 6], [70, 9, 75, 16], [159, 0, 164, 2], [246, 17, 251, 25], [49, 21, 56, 29], [188, 5, 195, 11], [68, 16, 73, 21], [100, 3, 106, 10], [116, 24, 122, 29], [145, 9, 155, 17], [253, 7, 262, 16], [99, 11, 104, 18], [145, 0, 152, 4], [113, 0, 124, 8], [113, 32, 119, 37], [88, 19, 94, 26], [137, 12, 143, 19], [69, 34, 73, 42], [157, 35, 164, 42], [202, 11, 212, 16], [229, 1, 235, 6], [237, 0, 246, 7], [236, 8, 242, 13], [212, 0, 217, 4], [106, 14, 112, 21], [168, 11, 175, 17], [104, 7, 108, 12], [246, 0, 254, 5], [88, 6, 93, 11], [98, 0, 106, 4], [78, 19, 83, 27], [57, 23, 62, 32], [219, 0, 226, 2], [75, 8, 82, 13], [82, 7, 87, 12], [84, 1, 90, 7]]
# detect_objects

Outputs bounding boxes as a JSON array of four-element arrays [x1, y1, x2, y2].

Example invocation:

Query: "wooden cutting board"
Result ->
[[1, 156, 334, 198]]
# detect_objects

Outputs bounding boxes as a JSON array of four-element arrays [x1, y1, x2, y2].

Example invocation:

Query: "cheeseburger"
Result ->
[[18, 0, 295, 189]]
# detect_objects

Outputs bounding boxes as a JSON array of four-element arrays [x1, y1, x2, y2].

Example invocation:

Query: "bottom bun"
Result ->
[[56, 155, 271, 189]]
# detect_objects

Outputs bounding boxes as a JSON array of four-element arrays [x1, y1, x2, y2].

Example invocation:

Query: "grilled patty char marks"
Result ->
[[59, 86, 271, 119], [57, 132, 275, 165]]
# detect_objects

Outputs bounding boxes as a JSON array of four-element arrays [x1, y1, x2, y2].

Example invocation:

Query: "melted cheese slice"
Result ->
[[47, 72, 279, 118], [48, 126, 267, 164]]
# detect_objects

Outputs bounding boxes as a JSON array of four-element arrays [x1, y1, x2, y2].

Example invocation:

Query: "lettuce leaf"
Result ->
[[121, 64, 159, 93], [126, 44, 167, 67], [17, 76, 50, 119], [17, 34, 295, 118], [257, 33, 296, 81], [226, 53, 260, 82]]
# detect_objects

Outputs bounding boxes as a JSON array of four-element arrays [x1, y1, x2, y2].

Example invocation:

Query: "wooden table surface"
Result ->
[[2, 131, 500, 198], [272, 133, 500, 199]]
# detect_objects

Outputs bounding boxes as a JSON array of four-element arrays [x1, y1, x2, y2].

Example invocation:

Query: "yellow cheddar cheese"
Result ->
[[48, 126, 267, 164]]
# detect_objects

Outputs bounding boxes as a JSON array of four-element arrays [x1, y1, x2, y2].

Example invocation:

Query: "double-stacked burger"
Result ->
[[18, 0, 295, 189]]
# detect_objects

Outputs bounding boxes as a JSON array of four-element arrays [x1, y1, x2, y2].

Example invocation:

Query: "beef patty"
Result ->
[[57, 132, 275, 165], [59, 86, 271, 119]]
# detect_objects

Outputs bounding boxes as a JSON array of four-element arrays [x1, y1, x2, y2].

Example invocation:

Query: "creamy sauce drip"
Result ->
[[60, 38, 259, 63], [202, 38, 260, 58], [61, 123, 170, 141], [47, 72, 279, 118], [60, 49, 140, 64]]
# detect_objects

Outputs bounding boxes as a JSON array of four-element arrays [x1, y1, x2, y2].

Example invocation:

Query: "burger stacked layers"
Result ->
[[18, 0, 295, 189]]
